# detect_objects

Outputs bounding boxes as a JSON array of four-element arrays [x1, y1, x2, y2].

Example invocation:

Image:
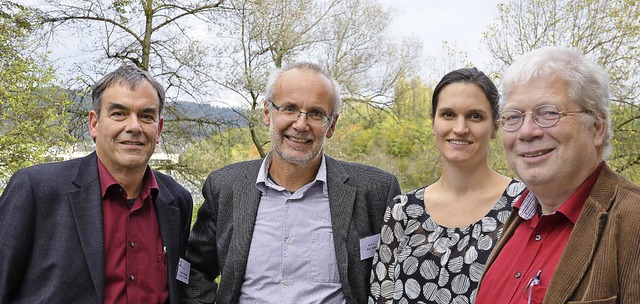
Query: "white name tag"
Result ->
[[360, 234, 380, 260], [176, 258, 190, 284]]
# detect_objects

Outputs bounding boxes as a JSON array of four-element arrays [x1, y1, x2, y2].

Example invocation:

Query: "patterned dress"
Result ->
[[369, 179, 525, 304]]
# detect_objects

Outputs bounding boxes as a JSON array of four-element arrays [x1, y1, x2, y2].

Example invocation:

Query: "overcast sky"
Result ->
[[383, 0, 502, 79]]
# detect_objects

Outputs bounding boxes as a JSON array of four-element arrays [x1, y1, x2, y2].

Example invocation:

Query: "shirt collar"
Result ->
[[515, 161, 605, 223], [256, 153, 328, 195], [97, 158, 159, 200]]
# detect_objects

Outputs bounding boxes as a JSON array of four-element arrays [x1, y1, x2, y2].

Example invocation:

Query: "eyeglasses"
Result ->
[[269, 100, 332, 126], [498, 104, 586, 132]]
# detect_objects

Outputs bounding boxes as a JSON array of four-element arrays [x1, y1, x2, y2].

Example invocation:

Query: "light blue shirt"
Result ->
[[239, 154, 346, 304]]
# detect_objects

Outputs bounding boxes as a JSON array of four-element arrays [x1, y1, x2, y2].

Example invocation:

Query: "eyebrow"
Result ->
[[139, 107, 159, 115], [280, 101, 328, 114], [438, 107, 488, 114], [105, 102, 158, 114], [106, 102, 127, 112]]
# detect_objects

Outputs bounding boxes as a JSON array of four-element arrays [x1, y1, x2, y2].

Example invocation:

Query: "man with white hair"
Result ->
[[475, 46, 640, 303]]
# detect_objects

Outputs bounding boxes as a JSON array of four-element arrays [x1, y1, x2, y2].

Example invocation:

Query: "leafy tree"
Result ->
[[0, 0, 73, 188], [32, 0, 228, 153], [28, 0, 421, 193], [484, 0, 640, 181], [207, 0, 421, 157], [327, 75, 437, 191]]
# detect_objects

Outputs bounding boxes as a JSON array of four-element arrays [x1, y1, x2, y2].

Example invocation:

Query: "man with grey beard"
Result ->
[[182, 61, 401, 304]]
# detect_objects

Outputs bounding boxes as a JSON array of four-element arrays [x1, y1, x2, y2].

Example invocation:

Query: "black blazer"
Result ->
[[0, 152, 193, 303], [183, 155, 401, 304]]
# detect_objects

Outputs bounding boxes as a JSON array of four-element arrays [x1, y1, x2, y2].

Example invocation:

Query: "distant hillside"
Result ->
[[166, 101, 244, 127], [70, 91, 246, 143]]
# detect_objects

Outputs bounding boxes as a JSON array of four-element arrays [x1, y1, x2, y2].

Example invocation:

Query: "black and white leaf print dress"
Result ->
[[369, 179, 525, 304]]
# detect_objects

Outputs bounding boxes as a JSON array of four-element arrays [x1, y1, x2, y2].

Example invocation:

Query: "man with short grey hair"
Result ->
[[0, 64, 193, 303], [183, 61, 401, 303]]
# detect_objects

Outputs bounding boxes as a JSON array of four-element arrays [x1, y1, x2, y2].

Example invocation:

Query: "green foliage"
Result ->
[[328, 76, 502, 191], [181, 123, 268, 188], [180, 75, 514, 194], [0, 1, 73, 184], [608, 102, 640, 181]]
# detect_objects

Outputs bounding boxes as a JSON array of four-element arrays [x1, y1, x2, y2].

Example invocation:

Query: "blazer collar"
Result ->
[[68, 152, 105, 301], [154, 173, 180, 255], [228, 160, 263, 299], [67, 152, 182, 301], [154, 175, 182, 303], [539, 164, 618, 303], [227, 157, 358, 300], [325, 156, 357, 299]]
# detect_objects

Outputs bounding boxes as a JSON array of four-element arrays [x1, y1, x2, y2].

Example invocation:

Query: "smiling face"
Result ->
[[89, 80, 163, 175], [263, 68, 337, 167], [501, 76, 605, 191], [432, 82, 497, 167]]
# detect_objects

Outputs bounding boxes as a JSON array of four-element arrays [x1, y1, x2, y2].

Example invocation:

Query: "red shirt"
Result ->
[[99, 159, 169, 304], [475, 163, 604, 304]]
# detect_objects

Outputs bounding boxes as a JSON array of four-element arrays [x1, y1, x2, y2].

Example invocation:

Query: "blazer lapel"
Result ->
[[154, 178, 181, 302], [229, 161, 263, 298], [68, 152, 105, 301], [544, 166, 616, 303], [325, 157, 356, 293], [154, 179, 180, 262]]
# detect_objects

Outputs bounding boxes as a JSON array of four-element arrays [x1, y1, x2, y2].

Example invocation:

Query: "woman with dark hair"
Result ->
[[369, 68, 525, 303]]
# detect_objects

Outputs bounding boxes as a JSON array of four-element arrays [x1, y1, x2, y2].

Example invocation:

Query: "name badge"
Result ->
[[360, 234, 380, 260], [176, 258, 190, 284]]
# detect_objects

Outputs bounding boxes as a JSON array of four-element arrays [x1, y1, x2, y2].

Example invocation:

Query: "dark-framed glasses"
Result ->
[[498, 104, 586, 132], [269, 100, 332, 126]]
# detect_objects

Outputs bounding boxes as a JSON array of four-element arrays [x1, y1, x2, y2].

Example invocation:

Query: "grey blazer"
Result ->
[[0, 152, 193, 303], [183, 155, 401, 304]]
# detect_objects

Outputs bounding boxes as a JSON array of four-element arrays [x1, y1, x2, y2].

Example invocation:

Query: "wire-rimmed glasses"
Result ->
[[269, 100, 332, 126], [498, 104, 586, 132]]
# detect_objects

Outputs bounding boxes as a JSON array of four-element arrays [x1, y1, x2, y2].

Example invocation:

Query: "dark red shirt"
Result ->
[[99, 159, 168, 304], [475, 163, 604, 304]]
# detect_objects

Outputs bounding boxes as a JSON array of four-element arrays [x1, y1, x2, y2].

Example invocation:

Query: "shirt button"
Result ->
[[282, 280, 290, 286], [129, 274, 135, 281], [535, 234, 542, 241], [129, 241, 135, 248], [515, 272, 521, 278], [285, 238, 292, 244]]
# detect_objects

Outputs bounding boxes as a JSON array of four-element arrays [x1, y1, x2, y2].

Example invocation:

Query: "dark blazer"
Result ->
[[481, 164, 640, 303], [183, 155, 401, 304], [0, 152, 193, 303]]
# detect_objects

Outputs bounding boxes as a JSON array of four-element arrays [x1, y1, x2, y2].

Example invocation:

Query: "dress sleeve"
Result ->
[[369, 194, 408, 303]]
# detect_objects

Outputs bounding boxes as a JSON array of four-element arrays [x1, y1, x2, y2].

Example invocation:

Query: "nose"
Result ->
[[517, 113, 543, 140], [291, 112, 310, 131], [125, 116, 143, 134], [453, 117, 469, 134]]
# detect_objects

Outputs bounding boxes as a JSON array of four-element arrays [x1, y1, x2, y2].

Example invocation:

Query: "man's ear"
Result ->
[[325, 114, 339, 138], [89, 110, 99, 140], [593, 115, 606, 148], [263, 99, 271, 126]]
